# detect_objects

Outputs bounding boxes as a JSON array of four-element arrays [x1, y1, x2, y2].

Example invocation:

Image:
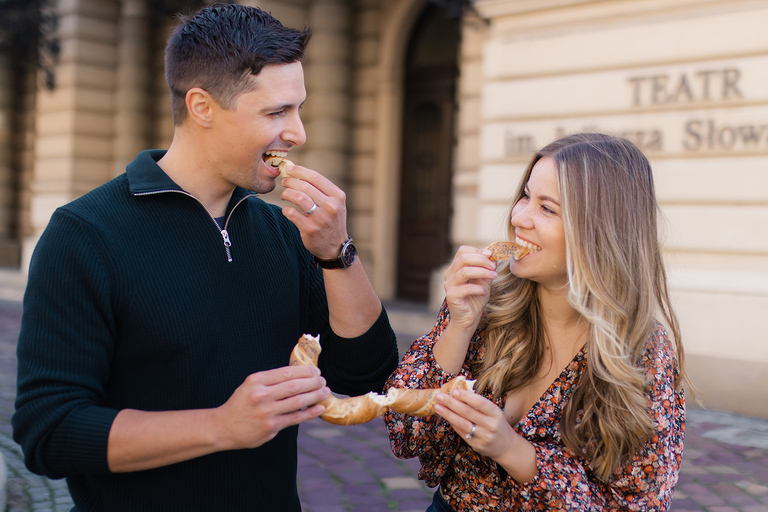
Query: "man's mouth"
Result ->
[[263, 150, 288, 164], [263, 150, 294, 178]]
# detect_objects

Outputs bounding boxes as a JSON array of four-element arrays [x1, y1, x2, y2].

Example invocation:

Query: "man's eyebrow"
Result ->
[[264, 100, 305, 112]]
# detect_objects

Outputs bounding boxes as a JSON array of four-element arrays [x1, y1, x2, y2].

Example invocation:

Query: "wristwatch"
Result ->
[[314, 237, 357, 270]]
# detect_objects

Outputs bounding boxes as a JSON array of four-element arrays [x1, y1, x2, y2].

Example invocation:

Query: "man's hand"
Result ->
[[280, 166, 349, 260], [214, 365, 329, 450]]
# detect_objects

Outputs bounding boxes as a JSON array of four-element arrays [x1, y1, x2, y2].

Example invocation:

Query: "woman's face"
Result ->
[[509, 156, 568, 290]]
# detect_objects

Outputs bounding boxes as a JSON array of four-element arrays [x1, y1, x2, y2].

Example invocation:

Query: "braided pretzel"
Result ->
[[289, 334, 475, 425]]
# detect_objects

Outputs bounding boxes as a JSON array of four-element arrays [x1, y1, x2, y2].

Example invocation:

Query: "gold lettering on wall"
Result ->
[[684, 119, 768, 150], [555, 127, 663, 153], [501, 66, 764, 158], [628, 68, 743, 106]]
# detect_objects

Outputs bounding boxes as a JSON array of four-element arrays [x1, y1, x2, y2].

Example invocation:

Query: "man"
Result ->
[[13, 4, 398, 511]]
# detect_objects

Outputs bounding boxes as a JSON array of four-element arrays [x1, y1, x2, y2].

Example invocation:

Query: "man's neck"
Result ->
[[157, 137, 233, 218]]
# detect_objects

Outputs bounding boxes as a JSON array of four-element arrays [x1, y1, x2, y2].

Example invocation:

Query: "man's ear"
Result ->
[[185, 88, 215, 128]]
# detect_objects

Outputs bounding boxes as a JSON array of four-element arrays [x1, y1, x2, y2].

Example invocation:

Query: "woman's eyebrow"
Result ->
[[526, 184, 561, 206], [537, 194, 561, 206]]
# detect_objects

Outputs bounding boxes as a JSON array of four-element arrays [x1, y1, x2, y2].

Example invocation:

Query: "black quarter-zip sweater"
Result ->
[[13, 150, 398, 511]]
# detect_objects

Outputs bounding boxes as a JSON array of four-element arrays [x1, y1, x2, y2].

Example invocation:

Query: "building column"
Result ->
[[347, 0, 381, 292], [302, 0, 351, 186], [0, 54, 18, 265], [23, 0, 120, 271], [113, 0, 149, 177]]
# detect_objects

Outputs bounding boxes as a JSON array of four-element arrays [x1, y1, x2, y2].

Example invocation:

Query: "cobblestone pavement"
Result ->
[[2, 273, 768, 511]]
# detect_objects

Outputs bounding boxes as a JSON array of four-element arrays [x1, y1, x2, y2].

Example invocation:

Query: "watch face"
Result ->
[[341, 242, 357, 267]]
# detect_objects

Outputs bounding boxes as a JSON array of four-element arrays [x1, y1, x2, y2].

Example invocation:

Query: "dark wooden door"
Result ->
[[396, 69, 456, 302]]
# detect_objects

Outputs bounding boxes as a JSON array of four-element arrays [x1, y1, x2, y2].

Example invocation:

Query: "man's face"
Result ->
[[211, 62, 307, 194]]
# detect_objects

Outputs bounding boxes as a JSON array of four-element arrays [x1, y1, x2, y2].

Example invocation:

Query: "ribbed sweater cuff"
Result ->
[[333, 307, 395, 362], [320, 307, 398, 391], [46, 406, 119, 476]]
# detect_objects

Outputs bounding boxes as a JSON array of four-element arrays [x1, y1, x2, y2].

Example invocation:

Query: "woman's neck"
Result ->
[[537, 286, 587, 353]]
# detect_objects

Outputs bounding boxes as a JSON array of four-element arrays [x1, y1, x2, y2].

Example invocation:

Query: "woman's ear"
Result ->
[[185, 87, 214, 128]]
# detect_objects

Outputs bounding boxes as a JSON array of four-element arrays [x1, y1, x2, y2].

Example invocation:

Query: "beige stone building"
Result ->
[[1, 0, 766, 418]]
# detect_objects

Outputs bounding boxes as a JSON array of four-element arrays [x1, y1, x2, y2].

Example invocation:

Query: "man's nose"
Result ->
[[283, 112, 306, 147]]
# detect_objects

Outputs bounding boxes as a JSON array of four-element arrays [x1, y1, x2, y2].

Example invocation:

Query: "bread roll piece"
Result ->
[[385, 376, 475, 417], [265, 155, 294, 178], [289, 333, 321, 368], [317, 392, 388, 426], [486, 240, 531, 262], [289, 334, 476, 425]]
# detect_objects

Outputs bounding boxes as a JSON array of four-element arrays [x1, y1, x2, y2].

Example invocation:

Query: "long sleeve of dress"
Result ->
[[384, 302, 490, 485]]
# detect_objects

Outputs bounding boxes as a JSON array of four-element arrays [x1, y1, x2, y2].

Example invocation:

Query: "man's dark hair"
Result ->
[[165, 3, 312, 125]]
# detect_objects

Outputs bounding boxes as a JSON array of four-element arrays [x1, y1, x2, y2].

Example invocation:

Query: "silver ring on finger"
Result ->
[[466, 423, 476, 440], [305, 203, 318, 215]]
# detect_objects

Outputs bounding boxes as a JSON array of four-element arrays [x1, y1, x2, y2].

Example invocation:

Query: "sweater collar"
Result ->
[[126, 149, 256, 201]]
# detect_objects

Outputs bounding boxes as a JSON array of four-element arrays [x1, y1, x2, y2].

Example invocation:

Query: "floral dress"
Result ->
[[383, 302, 685, 511]]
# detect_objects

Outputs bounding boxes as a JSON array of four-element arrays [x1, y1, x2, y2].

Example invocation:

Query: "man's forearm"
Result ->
[[107, 408, 224, 473], [322, 259, 382, 338]]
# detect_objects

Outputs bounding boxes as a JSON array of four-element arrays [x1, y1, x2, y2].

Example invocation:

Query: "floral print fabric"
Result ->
[[384, 302, 685, 511]]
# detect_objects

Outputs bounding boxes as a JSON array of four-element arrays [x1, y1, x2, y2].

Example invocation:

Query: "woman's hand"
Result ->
[[434, 388, 538, 483], [443, 246, 498, 333], [434, 388, 514, 460], [432, 246, 498, 374]]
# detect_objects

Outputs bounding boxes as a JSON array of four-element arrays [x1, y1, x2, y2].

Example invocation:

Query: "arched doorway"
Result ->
[[395, 3, 460, 302], [0, 50, 33, 268]]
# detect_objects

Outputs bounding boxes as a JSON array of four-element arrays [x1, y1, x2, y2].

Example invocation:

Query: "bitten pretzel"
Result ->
[[486, 240, 531, 262], [289, 334, 475, 425], [265, 155, 294, 178]]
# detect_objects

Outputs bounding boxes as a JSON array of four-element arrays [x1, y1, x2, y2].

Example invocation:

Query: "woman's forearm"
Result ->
[[433, 321, 476, 374]]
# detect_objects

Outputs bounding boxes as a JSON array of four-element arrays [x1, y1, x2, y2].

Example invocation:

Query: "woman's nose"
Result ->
[[510, 201, 533, 228]]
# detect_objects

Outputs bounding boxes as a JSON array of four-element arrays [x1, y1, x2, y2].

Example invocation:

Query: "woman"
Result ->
[[384, 133, 691, 511]]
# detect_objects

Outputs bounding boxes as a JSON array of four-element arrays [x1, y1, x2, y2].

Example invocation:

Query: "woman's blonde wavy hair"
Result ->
[[474, 133, 691, 480]]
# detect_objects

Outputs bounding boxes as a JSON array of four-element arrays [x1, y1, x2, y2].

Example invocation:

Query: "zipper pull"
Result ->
[[221, 229, 233, 262]]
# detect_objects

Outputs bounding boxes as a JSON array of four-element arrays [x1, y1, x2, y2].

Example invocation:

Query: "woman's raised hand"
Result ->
[[443, 245, 498, 332], [433, 246, 498, 374]]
